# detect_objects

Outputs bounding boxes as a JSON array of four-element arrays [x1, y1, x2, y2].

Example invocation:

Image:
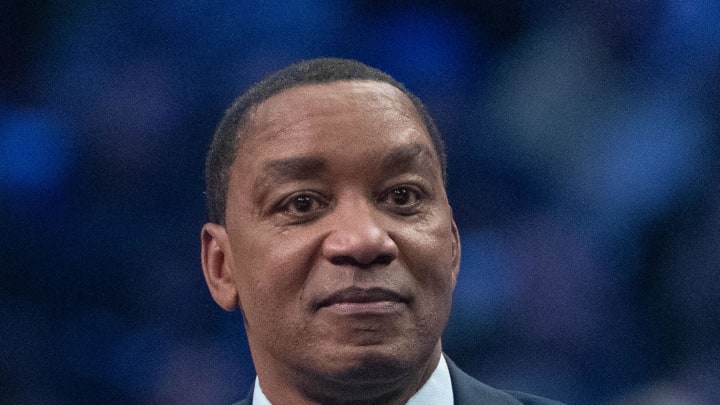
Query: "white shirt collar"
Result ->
[[252, 355, 453, 405]]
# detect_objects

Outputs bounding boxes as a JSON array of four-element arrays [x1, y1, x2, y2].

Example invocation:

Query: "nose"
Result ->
[[322, 200, 398, 268]]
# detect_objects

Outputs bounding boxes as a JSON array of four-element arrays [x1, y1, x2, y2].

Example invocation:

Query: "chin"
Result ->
[[321, 344, 416, 383], [299, 345, 432, 404]]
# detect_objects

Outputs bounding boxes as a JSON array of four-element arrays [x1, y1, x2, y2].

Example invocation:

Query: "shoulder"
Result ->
[[445, 356, 565, 405], [229, 388, 252, 405], [503, 390, 566, 405]]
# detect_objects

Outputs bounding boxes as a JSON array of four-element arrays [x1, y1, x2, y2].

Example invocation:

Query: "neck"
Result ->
[[254, 343, 443, 405]]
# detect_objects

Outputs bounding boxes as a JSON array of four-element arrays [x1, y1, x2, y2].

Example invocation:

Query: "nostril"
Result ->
[[329, 254, 394, 267], [330, 256, 358, 266], [375, 254, 393, 265]]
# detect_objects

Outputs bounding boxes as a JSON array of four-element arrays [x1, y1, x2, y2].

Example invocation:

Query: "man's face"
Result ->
[[207, 80, 460, 388]]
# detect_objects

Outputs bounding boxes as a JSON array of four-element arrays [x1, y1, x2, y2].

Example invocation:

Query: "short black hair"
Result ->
[[205, 57, 446, 225]]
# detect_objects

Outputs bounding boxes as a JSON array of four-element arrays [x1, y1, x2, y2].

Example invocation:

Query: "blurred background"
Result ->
[[1, 1, 719, 403]]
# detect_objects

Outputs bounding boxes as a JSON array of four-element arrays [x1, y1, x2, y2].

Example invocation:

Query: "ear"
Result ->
[[450, 219, 461, 285], [201, 223, 240, 311]]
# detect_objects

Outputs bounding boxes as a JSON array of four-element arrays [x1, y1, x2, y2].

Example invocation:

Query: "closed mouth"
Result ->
[[315, 287, 407, 311]]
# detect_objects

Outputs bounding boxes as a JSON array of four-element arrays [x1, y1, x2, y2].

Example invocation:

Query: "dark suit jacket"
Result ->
[[232, 356, 564, 404]]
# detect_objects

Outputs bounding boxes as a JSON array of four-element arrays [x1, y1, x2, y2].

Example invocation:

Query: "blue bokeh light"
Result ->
[[2, 2, 719, 404], [0, 109, 74, 192]]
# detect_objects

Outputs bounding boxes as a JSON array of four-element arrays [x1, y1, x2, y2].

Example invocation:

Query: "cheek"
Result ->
[[231, 229, 319, 313], [404, 221, 458, 291]]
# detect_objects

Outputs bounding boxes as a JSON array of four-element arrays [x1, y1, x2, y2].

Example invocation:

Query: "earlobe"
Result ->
[[201, 223, 240, 311]]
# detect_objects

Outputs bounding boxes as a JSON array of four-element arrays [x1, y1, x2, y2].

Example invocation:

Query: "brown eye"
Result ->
[[382, 186, 422, 211], [290, 195, 315, 212], [390, 188, 412, 205], [280, 193, 327, 219]]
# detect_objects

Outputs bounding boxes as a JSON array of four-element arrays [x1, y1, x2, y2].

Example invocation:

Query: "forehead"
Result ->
[[240, 80, 430, 154]]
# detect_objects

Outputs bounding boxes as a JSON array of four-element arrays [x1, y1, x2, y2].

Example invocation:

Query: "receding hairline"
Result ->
[[239, 79, 432, 151]]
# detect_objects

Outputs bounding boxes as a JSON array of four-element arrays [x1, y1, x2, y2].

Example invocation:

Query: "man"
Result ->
[[201, 58, 563, 405]]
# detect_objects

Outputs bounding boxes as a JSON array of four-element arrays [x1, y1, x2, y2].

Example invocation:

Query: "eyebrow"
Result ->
[[378, 142, 440, 177], [253, 156, 326, 196], [251, 142, 439, 200]]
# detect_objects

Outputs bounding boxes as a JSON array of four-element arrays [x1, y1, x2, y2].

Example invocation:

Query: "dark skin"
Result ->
[[201, 81, 461, 404]]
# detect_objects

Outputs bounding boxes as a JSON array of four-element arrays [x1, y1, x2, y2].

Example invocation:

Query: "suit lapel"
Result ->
[[235, 358, 526, 405], [445, 355, 522, 405]]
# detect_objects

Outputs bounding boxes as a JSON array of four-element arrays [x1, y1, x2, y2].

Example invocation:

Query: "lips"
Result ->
[[315, 287, 408, 311]]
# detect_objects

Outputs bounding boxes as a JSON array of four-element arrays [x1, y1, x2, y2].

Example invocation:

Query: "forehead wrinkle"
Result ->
[[245, 110, 314, 150]]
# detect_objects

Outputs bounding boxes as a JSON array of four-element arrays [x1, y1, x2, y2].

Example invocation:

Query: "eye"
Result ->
[[279, 193, 328, 218], [290, 195, 315, 212], [389, 187, 414, 205], [380, 185, 423, 213]]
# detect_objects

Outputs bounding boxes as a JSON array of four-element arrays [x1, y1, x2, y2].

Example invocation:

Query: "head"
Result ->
[[204, 57, 447, 226], [201, 58, 460, 404]]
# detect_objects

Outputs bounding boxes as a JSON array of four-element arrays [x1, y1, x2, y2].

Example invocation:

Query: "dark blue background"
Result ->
[[2, 1, 719, 403]]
